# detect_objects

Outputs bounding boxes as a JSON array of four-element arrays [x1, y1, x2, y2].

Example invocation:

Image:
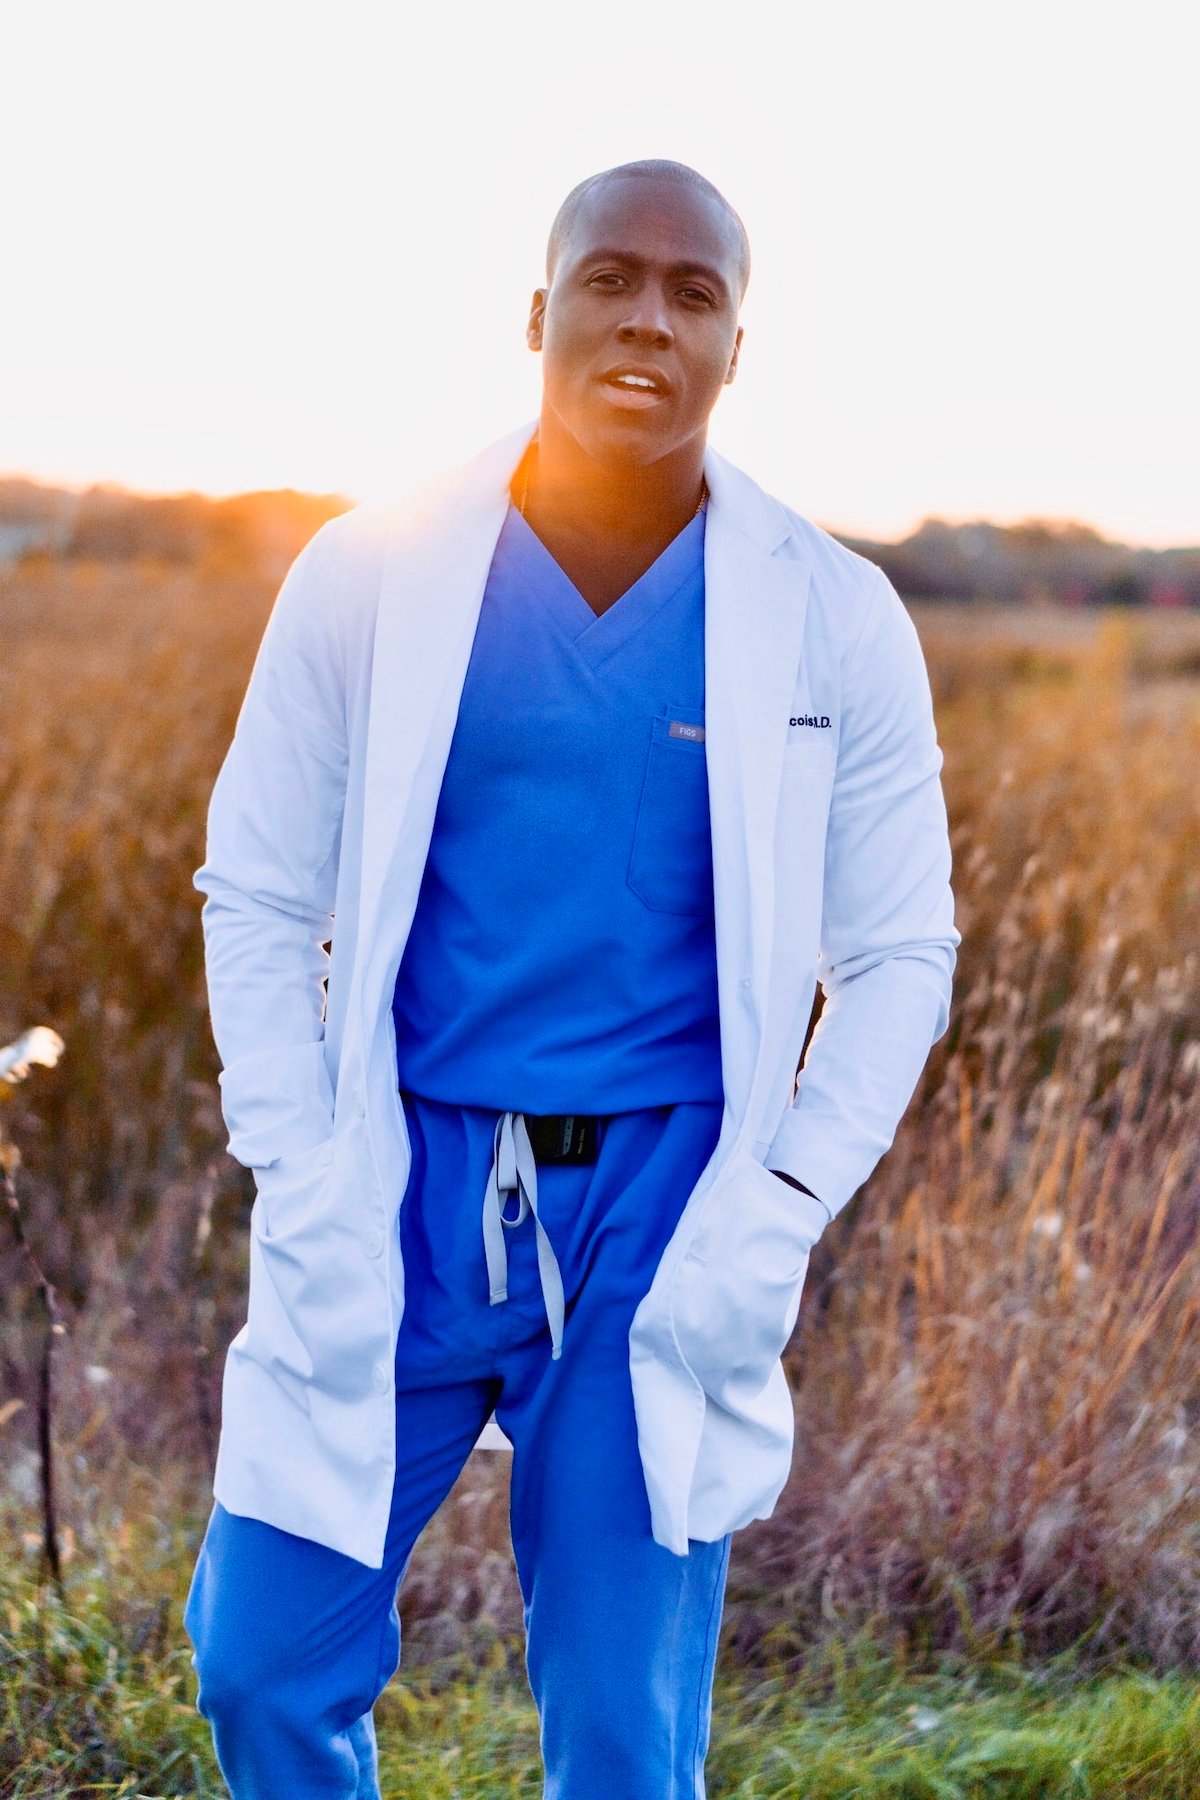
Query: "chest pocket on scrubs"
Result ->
[[627, 708, 715, 917]]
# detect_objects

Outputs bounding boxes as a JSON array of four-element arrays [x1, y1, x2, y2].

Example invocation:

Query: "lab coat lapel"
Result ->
[[702, 449, 812, 1124], [358, 425, 537, 976]]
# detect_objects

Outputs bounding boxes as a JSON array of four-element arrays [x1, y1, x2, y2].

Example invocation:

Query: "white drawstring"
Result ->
[[481, 1111, 566, 1360]]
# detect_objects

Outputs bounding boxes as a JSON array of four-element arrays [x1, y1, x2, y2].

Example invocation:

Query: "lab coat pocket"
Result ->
[[245, 1136, 377, 1399], [627, 710, 715, 917], [672, 1155, 826, 1407], [254, 1135, 336, 1233]]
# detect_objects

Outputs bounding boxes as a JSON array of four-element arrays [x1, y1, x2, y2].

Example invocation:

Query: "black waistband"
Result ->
[[397, 1089, 604, 1164], [522, 1113, 602, 1164]]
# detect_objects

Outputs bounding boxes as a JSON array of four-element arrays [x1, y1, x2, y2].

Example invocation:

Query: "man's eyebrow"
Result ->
[[577, 248, 731, 294]]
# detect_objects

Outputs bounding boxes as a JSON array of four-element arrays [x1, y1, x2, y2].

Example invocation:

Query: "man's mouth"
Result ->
[[599, 366, 671, 408]]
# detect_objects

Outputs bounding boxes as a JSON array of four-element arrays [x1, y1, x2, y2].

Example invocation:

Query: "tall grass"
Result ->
[[751, 613, 1200, 1669], [1, 555, 1198, 1673], [7, 1528, 1200, 1798]]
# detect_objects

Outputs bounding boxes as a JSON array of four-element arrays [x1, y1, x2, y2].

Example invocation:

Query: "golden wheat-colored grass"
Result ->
[[752, 609, 1200, 1668], [1, 561, 1198, 1671]]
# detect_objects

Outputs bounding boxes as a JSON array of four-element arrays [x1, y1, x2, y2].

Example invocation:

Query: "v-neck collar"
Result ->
[[496, 503, 707, 669]]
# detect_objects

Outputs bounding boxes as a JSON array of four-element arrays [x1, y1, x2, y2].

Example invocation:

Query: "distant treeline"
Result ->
[[843, 516, 1200, 610], [2, 477, 1197, 606], [0, 479, 351, 582]]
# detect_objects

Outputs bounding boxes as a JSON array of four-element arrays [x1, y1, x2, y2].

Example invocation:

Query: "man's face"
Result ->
[[528, 174, 745, 472]]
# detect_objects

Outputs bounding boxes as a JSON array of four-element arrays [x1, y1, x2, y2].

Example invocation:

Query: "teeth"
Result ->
[[616, 374, 656, 388]]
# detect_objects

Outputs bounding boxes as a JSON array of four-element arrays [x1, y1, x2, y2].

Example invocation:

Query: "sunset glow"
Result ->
[[3, 2, 1195, 546]]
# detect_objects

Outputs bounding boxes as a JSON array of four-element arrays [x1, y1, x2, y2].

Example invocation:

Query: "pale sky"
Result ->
[[2, 1, 1196, 546]]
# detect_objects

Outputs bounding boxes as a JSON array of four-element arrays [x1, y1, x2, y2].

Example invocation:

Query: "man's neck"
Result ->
[[511, 418, 709, 618], [518, 415, 707, 552]]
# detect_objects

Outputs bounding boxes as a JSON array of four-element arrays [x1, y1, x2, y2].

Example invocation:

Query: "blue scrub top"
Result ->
[[391, 501, 724, 1114]]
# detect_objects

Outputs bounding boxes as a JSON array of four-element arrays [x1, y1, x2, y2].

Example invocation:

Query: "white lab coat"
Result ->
[[195, 421, 959, 1569]]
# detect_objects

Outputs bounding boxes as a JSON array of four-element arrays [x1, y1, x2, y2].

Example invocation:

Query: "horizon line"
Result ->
[[0, 465, 1195, 557]]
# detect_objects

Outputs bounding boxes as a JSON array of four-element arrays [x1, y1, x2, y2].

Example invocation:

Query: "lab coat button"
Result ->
[[371, 1361, 389, 1394], [363, 1226, 385, 1259], [354, 1093, 367, 1119]]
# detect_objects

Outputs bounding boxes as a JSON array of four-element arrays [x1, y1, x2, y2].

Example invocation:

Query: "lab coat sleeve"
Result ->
[[193, 527, 348, 1169], [764, 567, 960, 1219]]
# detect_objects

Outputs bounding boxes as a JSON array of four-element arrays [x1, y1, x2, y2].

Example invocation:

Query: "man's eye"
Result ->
[[588, 272, 625, 288], [679, 287, 714, 305]]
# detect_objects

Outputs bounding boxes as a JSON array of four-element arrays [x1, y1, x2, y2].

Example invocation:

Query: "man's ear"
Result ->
[[723, 325, 744, 386], [527, 289, 548, 352]]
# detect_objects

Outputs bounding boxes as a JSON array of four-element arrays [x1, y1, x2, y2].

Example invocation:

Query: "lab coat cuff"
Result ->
[[762, 1109, 866, 1224], [219, 1039, 336, 1169]]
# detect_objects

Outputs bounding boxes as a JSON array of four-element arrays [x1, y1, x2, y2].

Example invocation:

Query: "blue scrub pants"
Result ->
[[184, 1091, 730, 1799]]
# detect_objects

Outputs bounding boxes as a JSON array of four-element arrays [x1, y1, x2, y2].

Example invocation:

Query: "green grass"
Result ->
[[3, 1535, 1200, 1799]]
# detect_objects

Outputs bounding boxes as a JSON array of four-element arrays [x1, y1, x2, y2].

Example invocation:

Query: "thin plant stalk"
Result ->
[[2, 1153, 65, 1590]]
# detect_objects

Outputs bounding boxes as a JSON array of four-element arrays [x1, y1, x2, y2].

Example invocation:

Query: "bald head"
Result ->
[[547, 160, 751, 298]]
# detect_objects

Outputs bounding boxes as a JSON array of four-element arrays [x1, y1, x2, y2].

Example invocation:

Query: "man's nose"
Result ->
[[617, 296, 673, 348]]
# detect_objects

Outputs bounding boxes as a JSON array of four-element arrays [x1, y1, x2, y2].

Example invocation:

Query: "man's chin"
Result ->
[[563, 414, 691, 475]]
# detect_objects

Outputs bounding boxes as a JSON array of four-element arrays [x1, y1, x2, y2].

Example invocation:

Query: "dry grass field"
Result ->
[[2, 557, 1199, 1680]]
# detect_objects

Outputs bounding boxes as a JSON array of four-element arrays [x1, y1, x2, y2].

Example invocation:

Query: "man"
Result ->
[[184, 160, 959, 1798]]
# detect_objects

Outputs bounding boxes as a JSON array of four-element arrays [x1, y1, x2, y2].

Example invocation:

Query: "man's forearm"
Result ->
[[765, 944, 953, 1223], [194, 527, 349, 1169]]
